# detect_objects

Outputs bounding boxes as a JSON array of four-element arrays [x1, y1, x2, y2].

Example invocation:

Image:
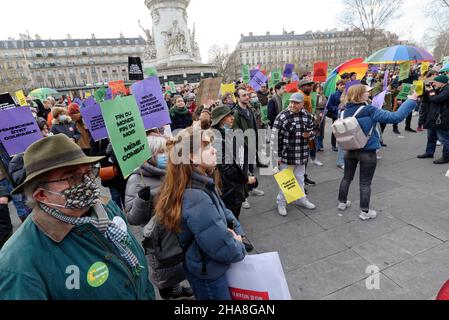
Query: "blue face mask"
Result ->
[[156, 154, 168, 169], [223, 124, 232, 132]]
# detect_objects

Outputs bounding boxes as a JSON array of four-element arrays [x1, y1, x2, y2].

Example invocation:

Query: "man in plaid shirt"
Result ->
[[271, 93, 317, 216]]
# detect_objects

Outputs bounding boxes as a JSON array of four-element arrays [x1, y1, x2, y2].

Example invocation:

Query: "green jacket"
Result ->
[[0, 199, 155, 300]]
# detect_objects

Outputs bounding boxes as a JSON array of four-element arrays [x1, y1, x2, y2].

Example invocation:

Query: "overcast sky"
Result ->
[[0, 0, 433, 62]]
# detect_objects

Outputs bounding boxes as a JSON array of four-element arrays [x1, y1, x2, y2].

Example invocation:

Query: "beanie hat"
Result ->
[[68, 103, 80, 115], [434, 74, 449, 84]]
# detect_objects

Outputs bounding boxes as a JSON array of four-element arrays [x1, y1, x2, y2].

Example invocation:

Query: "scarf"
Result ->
[[170, 106, 189, 117], [39, 203, 142, 277]]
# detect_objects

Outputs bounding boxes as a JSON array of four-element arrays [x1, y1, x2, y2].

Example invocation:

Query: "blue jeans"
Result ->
[[337, 145, 345, 167], [184, 267, 232, 300], [426, 128, 449, 157], [0, 179, 30, 219]]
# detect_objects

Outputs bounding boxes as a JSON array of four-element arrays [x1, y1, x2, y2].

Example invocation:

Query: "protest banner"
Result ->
[[396, 83, 412, 100], [195, 77, 223, 106], [269, 69, 282, 89], [0, 107, 42, 156], [101, 96, 151, 178], [85, 92, 92, 98], [413, 80, 424, 96], [383, 69, 389, 91], [220, 83, 236, 103], [144, 67, 158, 77], [131, 76, 172, 130], [313, 62, 328, 83], [128, 56, 144, 81], [73, 97, 83, 107], [80, 103, 108, 141], [83, 96, 97, 109], [105, 88, 113, 100], [169, 81, 177, 94], [249, 71, 268, 92], [242, 65, 250, 84], [285, 82, 299, 93], [283, 64, 295, 78], [274, 168, 305, 204], [15, 90, 27, 106], [292, 72, 300, 82], [250, 69, 258, 79], [0, 93, 17, 110], [372, 91, 387, 109], [108, 80, 127, 96], [398, 61, 411, 81], [421, 62, 429, 75], [311, 91, 318, 113]]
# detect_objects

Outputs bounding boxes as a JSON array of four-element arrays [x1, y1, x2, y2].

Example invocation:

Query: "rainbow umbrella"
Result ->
[[323, 58, 368, 97], [441, 62, 449, 73], [365, 45, 434, 64]]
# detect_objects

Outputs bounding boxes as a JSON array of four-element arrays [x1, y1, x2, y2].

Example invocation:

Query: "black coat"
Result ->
[[8, 154, 25, 187], [424, 85, 449, 130], [51, 121, 81, 141], [214, 127, 248, 208]]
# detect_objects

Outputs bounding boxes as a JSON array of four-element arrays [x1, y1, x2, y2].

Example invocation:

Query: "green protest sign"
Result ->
[[396, 83, 412, 101], [282, 93, 293, 109], [269, 69, 282, 89], [398, 62, 411, 81], [169, 81, 177, 93], [101, 96, 152, 178], [311, 92, 318, 114], [94, 87, 107, 102], [144, 67, 158, 77], [242, 65, 250, 84]]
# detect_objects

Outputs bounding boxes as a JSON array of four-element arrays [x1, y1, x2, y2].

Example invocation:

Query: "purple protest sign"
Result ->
[[345, 80, 361, 93], [283, 64, 295, 78], [372, 90, 387, 109], [292, 72, 300, 82], [0, 107, 43, 156], [73, 97, 83, 107], [249, 71, 268, 92], [250, 69, 258, 78], [83, 96, 97, 109], [105, 89, 113, 101], [370, 66, 380, 73], [80, 104, 109, 141], [131, 76, 172, 130], [383, 70, 389, 91]]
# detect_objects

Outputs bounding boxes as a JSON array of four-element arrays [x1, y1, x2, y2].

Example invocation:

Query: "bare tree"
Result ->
[[208, 44, 232, 80], [422, 0, 449, 62], [340, 0, 404, 55]]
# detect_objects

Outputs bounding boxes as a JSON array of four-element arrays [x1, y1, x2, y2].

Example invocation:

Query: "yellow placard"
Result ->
[[220, 83, 236, 103], [85, 92, 92, 98], [413, 80, 424, 96], [421, 62, 429, 75], [274, 168, 305, 204], [15, 90, 27, 106]]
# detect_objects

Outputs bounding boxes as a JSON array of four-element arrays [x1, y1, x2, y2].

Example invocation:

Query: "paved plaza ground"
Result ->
[[9, 117, 449, 300]]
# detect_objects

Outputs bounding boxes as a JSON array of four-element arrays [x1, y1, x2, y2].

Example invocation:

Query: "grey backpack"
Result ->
[[332, 106, 374, 151]]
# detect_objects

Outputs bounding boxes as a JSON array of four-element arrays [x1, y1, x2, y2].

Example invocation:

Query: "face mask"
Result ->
[[367, 77, 373, 82], [156, 154, 168, 169], [223, 123, 232, 132], [41, 175, 100, 209], [59, 115, 68, 123], [251, 98, 259, 104]]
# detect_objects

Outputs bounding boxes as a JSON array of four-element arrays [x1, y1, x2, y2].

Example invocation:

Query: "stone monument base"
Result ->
[[145, 60, 217, 85]]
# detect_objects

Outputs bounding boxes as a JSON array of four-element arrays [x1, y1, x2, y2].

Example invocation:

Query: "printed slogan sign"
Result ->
[[274, 168, 305, 204]]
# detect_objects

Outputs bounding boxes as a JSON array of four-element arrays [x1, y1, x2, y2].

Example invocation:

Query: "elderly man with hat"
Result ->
[[211, 106, 254, 252], [270, 93, 317, 217], [0, 134, 155, 300], [418, 74, 449, 164]]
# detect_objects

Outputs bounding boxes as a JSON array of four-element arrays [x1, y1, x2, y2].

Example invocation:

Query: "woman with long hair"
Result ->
[[155, 127, 246, 300], [337, 84, 418, 221]]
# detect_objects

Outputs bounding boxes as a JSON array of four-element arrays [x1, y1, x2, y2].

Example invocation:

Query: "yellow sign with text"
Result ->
[[413, 80, 424, 96], [220, 84, 236, 103], [421, 62, 429, 75], [15, 90, 27, 106], [274, 168, 305, 204]]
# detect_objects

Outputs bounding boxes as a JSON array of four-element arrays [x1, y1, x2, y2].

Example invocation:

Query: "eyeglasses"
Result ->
[[40, 166, 99, 187]]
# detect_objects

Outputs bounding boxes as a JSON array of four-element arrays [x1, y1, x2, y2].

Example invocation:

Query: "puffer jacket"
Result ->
[[178, 171, 246, 280], [124, 162, 166, 226], [50, 118, 81, 142], [423, 85, 449, 130], [343, 99, 417, 151], [8, 153, 25, 187]]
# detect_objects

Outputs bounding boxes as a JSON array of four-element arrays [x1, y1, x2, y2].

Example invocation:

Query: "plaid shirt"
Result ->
[[271, 108, 315, 165]]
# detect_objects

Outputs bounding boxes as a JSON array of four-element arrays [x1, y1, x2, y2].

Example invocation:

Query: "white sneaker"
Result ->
[[359, 210, 377, 221], [278, 206, 288, 216], [377, 155, 383, 160], [337, 164, 345, 170], [437, 141, 442, 146], [296, 199, 316, 210], [338, 201, 352, 211], [242, 200, 251, 209], [312, 159, 324, 167], [412, 111, 419, 117], [249, 188, 265, 196]]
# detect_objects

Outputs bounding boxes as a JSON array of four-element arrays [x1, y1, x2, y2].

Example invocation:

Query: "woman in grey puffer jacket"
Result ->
[[124, 134, 193, 300]]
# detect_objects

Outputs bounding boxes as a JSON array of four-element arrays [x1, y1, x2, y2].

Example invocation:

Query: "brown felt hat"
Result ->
[[12, 134, 104, 194]]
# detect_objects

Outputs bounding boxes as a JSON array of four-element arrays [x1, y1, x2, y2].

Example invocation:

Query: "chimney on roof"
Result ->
[[91, 33, 96, 39], [67, 34, 72, 40]]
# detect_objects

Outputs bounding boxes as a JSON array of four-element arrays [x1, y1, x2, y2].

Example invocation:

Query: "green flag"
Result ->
[[323, 74, 340, 98], [396, 83, 412, 100], [94, 87, 107, 102], [169, 81, 177, 94], [311, 92, 318, 114], [100, 96, 152, 178], [144, 67, 158, 77], [269, 69, 282, 89], [282, 93, 293, 109], [398, 62, 411, 81], [242, 65, 250, 84]]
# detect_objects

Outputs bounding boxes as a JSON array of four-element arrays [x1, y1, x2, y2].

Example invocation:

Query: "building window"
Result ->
[[75, 41, 79, 46], [63, 41, 68, 47], [41, 42, 46, 47]]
